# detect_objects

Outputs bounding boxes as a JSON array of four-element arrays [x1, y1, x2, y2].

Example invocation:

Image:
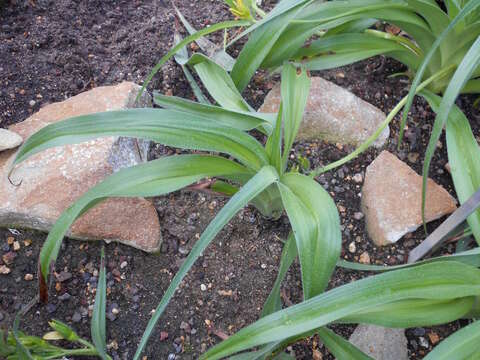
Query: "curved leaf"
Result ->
[[91, 248, 108, 360], [421, 36, 480, 229], [278, 173, 341, 299], [37, 155, 251, 285], [12, 108, 269, 171], [133, 165, 279, 359], [202, 261, 480, 359], [424, 320, 480, 360], [153, 93, 274, 132]]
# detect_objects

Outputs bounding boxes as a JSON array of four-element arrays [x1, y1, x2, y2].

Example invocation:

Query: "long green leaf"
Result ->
[[137, 19, 250, 100], [231, 2, 308, 91], [12, 314, 34, 360], [153, 92, 274, 132], [424, 320, 480, 359], [133, 166, 279, 359], [338, 247, 480, 271], [186, 54, 254, 112], [36, 155, 251, 285], [278, 173, 341, 299], [261, 232, 297, 317], [421, 90, 480, 244], [421, 35, 480, 230], [317, 328, 374, 360], [11, 108, 268, 172], [202, 261, 480, 359], [397, 0, 480, 145], [281, 64, 311, 170], [91, 248, 108, 360]]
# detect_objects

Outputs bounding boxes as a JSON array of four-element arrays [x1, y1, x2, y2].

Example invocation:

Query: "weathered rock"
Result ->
[[0, 82, 161, 252], [0, 129, 23, 151], [259, 77, 389, 147], [349, 324, 408, 360], [362, 151, 457, 246]]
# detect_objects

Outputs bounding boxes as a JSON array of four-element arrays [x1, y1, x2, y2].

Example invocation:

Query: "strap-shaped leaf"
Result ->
[[424, 320, 480, 360], [153, 93, 274, 132], [397, 0, 480, 145], [173, 4, 235, 71], [421, 90, 480, 245], [231, 2, 308, 91], [265, 103, 283, 173], [278, 173, 341, 299], [37, 155, 251, 287], [317, 327, 374, 360], [133, 165, 279, 359], [12, 108, 269, 171], [202, 261, 480, 359], [138, 19, 250, 99], [338, 247, 480, 271], [281, 64, 311, 170], [421, 35, 480, 228], [91, 248, 108, 360], [186, 53, 254, 112], [261, 232, 297, 317]]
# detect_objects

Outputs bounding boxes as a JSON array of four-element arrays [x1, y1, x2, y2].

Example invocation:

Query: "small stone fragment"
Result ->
[[353, 212, 364, 220], [348, 242, 356, 253], [24, 273, 34, 281], [120, 261, 128, 269], [2, 252, 16, 265], [0, 129, 23, 151], [200, 284, 207, 291], [0, 265, 11, 274], [362, 151, 457, 246], [352, 173, 363, 183], [13, 241, 20, 251], [350, 324, 408, 360], [7, 237, 14, 245], [427, 332, 440, 345], [72, 312, 82, 323], [56, 271, 72, 282], [23, 239, 32, 247], [359, 251, 370, 264], [160, 331, 169, 341]]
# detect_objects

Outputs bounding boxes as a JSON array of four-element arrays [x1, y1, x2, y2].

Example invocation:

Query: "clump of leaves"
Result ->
[[224, 0, 265, 21], [1, 250, 110, 359], [12, 61, 343, 358]]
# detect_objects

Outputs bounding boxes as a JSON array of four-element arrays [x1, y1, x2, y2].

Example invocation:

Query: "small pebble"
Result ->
[[359, 251, 370, 264], [24, 273, 34, 281], [419, 336, 429, 348], [352, 173, 363, 183], [46, 303, 57, 313], [200, 284, 207, 291], [348, 242, 356, 253], [29, 100, 36, 106], [58, 293, 71, 301], [13, 241, 20, 251], [56, 271, 72, 282], [72, 312, 82, 323], [353, 212, 364, 220], [120, 261, 128, 269]]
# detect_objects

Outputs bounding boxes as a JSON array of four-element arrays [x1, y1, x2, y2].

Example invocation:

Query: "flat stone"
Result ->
[[349, 324, 408, 360], [0, 129, 23, 152], [361, 151, 457, 246], [259, 77, 389, 147], [0, 82, 161, 252]]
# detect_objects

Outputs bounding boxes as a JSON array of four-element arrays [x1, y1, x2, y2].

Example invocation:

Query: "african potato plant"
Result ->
[[218, 0, 480, 241], [11, 62, 344, 358]]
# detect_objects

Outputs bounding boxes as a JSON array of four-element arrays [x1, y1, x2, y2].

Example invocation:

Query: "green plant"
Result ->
[[223, 0, 480, 240], [1, 250, 110, 359], [11, 62, 343, 359]]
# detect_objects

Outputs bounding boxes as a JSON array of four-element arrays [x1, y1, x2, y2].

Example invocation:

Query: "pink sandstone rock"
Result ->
[[361, 151, 457, 246], [0, 82, 161, 252], [259, 77, 389, 147]]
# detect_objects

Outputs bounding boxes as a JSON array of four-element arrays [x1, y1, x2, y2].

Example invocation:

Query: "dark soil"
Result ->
[[1, 1, 478, 359]]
